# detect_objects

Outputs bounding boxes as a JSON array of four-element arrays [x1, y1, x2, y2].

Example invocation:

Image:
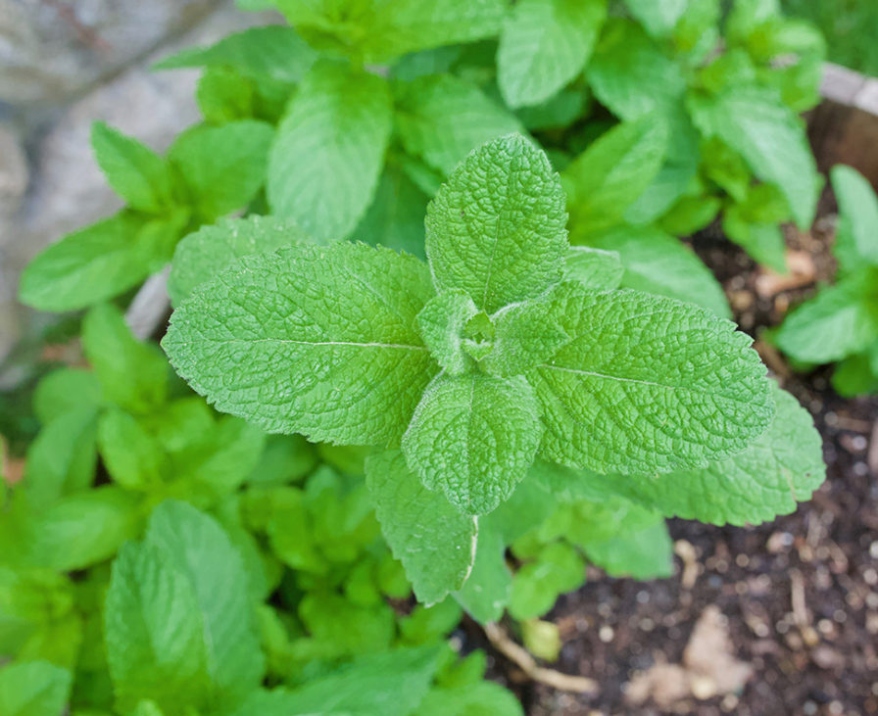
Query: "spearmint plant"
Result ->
[[775, 166, 878, 396], [164, 135, 825, 607]]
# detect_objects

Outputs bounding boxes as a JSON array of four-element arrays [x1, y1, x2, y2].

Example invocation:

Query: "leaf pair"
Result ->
[[165, 134, 774, 522]]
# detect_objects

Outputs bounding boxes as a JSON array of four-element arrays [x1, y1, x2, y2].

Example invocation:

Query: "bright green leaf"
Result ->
[[453, 523, 510, 623], [563, 246, 624, 290], [416, 290, 479, 375], [417, 682, 524, 716], [831, 165, 878, 273], [426, 134, 567, 313], [584, 519, 673, 579], [0, 661, 71, 716], [33, 369, 101, 425], [624, 0, 687, 37], [509, 542, 585, 619]]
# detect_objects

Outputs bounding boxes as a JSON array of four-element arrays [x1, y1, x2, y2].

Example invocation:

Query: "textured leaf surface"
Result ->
[[92, 122, 176, 212], [105, 542, 212, 715], [83, 303, 168, 414], [497, 0, 606, 108], [402, 373, 543, 514], [612, 384, 825, 525], [395, 75, 524, 177], [145, 502, 265, 702], [590, 226, 731, 318], [164, 242, 436, 444], [688, 85, 818, 228], [831, 165, 878, 273], [168, 216, 313, 305], [453, 524, 510, 623], [426, 134, 567, 313], [0, 661, 71, 716], [531, 285, 774, 474], [155, 26, 316, 83], [563, 117, 668, 239], [268, 62, 392, 241], [365, 450, 477, 605], [563, 246, 624, 290], [168, 120, 273, 221], [417, 290, 479, 375], [775, 271, 878, 364], [19, 212, 186, 311]]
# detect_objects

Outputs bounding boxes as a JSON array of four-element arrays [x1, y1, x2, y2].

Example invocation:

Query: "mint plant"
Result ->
[[775, 166, 878, 396], [165, 135, 825, 609]]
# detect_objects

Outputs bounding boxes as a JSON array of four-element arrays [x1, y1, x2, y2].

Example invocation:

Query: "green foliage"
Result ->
[[776, 167, 878, 395]]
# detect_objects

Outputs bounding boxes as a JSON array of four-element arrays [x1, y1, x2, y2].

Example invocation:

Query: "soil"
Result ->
[[488, 225, 878, 715]]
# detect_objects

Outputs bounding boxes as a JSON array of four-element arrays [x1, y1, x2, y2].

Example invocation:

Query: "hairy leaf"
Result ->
[[416, 290, 480, 375]]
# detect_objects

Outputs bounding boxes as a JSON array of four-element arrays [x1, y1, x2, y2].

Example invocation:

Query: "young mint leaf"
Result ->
[[416, 290, 479, 375], [418, 682, 524, 716], [97, 409, 164, 490], [564, 246, 625, 291], [584, 519, 673, 579], [168, 120, 273, 221], [497, 0, 607, 109], [19, 210, 187, 312], [33, 368, 101, 424], [426, 134, 567, 313], [531, 284, 774, 474], [268, 62, 392, 241], [394, 75, 524, 178], [353, 161, 429, 259], [82, 303, 168, 414], [688, 85, 818, 228], [196, 67, 255, 124], [168, 216, 314, 305], [24, 407, 98, 507], [105, 541, 213, 715], [145, 501, 265, 703], [453, 523, 511, 623], [155, 26, 317, 84], [562, 116, 668, 240], [509, 542, 585, 619], [0, 661, 71, 716], [230, 645, 442, 716], [589, 226, 731, 318], [609, 383, 825, 525], [623, 0, 687, 37], [831, 165, 878, 273], [365, 450, 477, 605], [181, 416, 266, 498], [832, 345, 878, 397], [723, 210, 788, 273], [402, 373, 543, 514], [91, 122, 176, 213], [775, 270, 878, 364], [164, 242, 436, 444]]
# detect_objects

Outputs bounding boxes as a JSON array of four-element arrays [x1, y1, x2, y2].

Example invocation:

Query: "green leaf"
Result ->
[[775, 270, 878, 364], [723, 211, 787, 273], [609, 383, 825, 525], [657, 194, 722, 237], [453, 523, 511, 623], [230, 645, 442, 716], [530, 284, 774, 474], [168, 120, 273, 221], [145, 502, 265, 703], [589, 226, 731, 318], [831, 165, 878, 273], [586, 19, 686, 121], [623, 0, 687, 37], [97, 409, 164, 490], [417, 682, 524, 716], [82, 303, 168, 414], [155, 26, 317, 83], [352, 161, 429, 259], [24, 407, 98, 507], [395, 75, 524, 178], [832, 346, 878, 397], [0, 661, 71, 716], [105, 541, 212, 715], [91, 122, 176, 213], [416, 290, 479, 375], [365, 450, 477, 605], [509, 542, 585, 619], [164, 242, 436, 444], [246, 434, 317, 486], [168, 216, 314, 305], [19, 211, 187, 312], [563, 116, 668, 239], [497, 0, 607, 108], [426, 134, 567, 313], [268, 62, 392, 241], [563, 246, 624, 291], [33, 368, 101, 424], [688, 85, 818, 228], [402, 373, 543, 514], [196, 67, 255, 124], [584, 519, 673, 579]]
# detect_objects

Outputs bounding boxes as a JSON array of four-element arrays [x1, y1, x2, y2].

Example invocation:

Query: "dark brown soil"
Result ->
[[496, 227, 878, 715]]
